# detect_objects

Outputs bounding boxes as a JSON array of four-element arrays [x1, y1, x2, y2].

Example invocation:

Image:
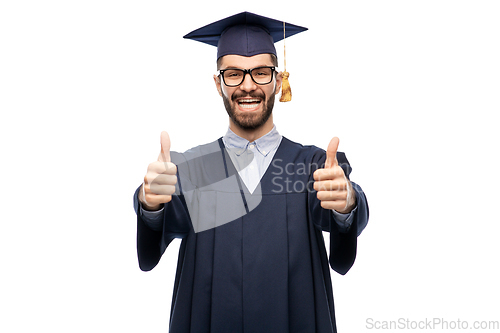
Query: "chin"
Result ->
[[223, 93, 275, 131], [231, 106, 272, 130]]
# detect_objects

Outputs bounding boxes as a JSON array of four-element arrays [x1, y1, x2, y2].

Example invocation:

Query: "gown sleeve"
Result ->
[[308, 150, 369, 275], [133, 152, 193, 272]]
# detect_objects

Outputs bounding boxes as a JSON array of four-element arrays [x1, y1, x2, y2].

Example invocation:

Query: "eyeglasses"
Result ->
[[218, 66, 276, 87]]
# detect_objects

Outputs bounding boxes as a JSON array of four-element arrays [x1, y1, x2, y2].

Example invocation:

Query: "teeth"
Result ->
[[238, 98, 261, 109], [239, 103, 260, 109], [238, 99, 260, 103]]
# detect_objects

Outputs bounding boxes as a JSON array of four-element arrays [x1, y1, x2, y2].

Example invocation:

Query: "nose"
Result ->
[[239, 72, 258, 92]]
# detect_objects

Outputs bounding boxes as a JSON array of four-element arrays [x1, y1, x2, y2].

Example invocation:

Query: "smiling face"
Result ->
[[214, 54, 282, 139]]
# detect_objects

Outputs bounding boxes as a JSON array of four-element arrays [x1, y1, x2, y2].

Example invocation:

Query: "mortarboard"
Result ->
[[183, 12, 308, 102]]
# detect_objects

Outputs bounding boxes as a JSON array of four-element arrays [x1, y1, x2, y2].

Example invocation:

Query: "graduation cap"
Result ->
[[183, 12, 308, 102]]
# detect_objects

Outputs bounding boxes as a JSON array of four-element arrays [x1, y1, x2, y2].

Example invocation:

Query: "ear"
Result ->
[[275, 71, 283, 95], [213, 74, 223, 97]]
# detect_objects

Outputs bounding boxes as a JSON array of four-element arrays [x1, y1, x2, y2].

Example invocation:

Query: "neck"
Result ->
[[229, 115, 274, 142]]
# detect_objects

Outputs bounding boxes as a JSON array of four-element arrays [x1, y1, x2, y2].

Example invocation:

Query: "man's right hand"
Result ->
[[139, 131, 178, 211]]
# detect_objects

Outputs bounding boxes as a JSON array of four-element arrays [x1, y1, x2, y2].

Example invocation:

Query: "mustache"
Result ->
[[231, 91, 265, 102]]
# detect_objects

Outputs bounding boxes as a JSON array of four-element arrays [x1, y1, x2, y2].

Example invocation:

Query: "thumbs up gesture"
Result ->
[[139, 131, 178, 210], [313, 137, 356, 214]]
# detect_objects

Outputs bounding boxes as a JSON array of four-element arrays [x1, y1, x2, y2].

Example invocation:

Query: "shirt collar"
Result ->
[[223, 125, 282, 157]]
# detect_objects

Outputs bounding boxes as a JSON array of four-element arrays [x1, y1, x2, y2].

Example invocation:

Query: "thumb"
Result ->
[[158, 131, 171, 162], [325, 137, 339, 168]]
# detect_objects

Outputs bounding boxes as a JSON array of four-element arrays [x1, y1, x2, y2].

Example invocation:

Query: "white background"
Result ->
[[1, 1, 499, 332]]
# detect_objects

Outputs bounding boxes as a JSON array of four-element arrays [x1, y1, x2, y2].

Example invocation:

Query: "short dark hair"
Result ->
[[217, 53, 278, 70]]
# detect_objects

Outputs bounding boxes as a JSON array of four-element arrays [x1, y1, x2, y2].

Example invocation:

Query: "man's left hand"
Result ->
[[313, 137, 356, 214]]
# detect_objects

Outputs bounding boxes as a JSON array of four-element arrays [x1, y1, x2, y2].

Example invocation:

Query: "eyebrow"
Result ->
[[220, 65, 274, 70]]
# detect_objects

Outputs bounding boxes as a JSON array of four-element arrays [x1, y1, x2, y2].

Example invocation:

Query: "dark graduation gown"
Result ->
[[133, 137, 369, 333]]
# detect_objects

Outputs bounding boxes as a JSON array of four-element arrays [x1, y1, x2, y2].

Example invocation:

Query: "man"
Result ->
[[133, 12, 369, 333]]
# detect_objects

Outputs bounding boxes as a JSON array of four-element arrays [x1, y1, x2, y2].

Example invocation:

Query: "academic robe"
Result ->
[[133, 136, 369, 333]]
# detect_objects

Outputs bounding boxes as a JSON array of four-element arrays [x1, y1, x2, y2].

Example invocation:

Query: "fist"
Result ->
[[313, 137, 356, 214], [139, 131, 178, 210]]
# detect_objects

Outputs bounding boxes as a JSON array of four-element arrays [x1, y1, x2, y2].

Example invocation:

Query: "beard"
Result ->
[[222, 89, 276, 130]]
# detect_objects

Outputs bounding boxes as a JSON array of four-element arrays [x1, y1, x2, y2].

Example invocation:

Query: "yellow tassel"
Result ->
[[280, 71, 292, 102], [280, 21, 292, 102]]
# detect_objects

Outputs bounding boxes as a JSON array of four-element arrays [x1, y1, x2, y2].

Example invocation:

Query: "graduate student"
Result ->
[[133, 12, 369, 333]]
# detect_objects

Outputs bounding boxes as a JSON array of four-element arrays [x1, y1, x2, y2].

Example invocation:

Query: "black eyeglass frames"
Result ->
[[218, 66, 276, 87]]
